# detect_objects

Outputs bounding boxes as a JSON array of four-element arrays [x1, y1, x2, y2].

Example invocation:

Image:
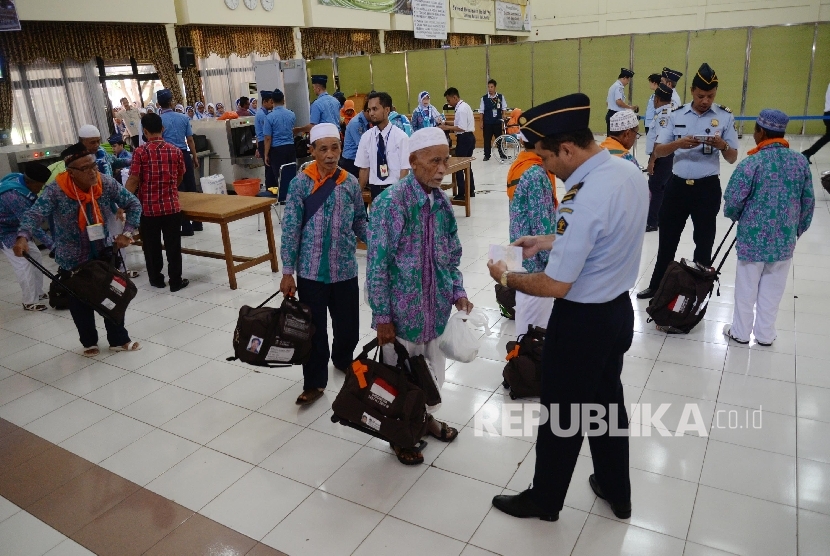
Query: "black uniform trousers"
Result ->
[[482, 122, 505, 159], [646, 154, 674, 228], [802, 111, 830, 158], [140, 212, 184, 288], [268, 144, 298, 202], [454, 132, 476, 197], [130, 136, 139, 149], [178, 149, 201, 233], [258, 141, 277, 188], [648, 175, 722, 290], [529, 292, 634, 512], [605, 110, 617, 135], [297, 276, 360, 391]]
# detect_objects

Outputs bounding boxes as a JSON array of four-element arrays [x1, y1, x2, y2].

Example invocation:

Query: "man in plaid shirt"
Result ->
[[126, 113, 189, 292]]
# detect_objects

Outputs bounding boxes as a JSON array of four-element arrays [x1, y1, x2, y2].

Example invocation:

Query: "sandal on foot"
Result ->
[[126, 270, 140, 278], [83, 346, 100, 357], [295, 388, 324, 406], [39, 293, 48, 300], [22, 303, 48, 312], [391, 443, 424, 466], [427, 415, 459, 442], [109, 341, 142, 352]]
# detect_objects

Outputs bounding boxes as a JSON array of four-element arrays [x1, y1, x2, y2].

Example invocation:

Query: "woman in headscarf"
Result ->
[[215, 102, 226, 117], [251, 98, 258, 111], [194, 102, 207, 119], [340, 99, 356, 132], [207, 103, 217, 118], [146, 103, 156, 114], [175, 104, 185, 114], [411, 91, 444, 131], [186, 106, 196, 119]]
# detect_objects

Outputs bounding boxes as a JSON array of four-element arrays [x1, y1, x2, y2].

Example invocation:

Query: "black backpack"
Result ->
[[502, 325, 546, 399], [495, 284, 516, 320], [229, 292, 315, 367], [646, 222, 736, 334]]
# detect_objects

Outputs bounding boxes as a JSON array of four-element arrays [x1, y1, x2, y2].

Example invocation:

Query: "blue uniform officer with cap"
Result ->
[[487, 93, 648, 523], [157, 88, 201, 234], [296, 75, 341, 134], [645, 83, 676, 231], [606, 68, 639, 135], [661, 67, 684, 110], [638, 63, 739, 299], [255, 91, 276, 186], [264, 89, 298, 201]]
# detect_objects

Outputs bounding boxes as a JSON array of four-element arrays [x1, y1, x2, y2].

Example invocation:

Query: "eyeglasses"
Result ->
[[68, 162, 98, 173]]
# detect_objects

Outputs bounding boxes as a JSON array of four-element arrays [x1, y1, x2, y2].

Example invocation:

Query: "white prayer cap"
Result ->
[[409, 127, 447, 155], [78, 124, 101, 138], [310, 123, 340, 143], [610, 110, 639, 132]]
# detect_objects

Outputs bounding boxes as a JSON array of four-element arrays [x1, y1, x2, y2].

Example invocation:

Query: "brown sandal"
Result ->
[[295, 388, 325, 406], [427, 416, 459, 443], [391, 443, 424, 466]]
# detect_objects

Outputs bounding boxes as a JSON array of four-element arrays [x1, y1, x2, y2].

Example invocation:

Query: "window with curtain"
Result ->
[[10, 58, 107, 146], [198, 52, 281, 109]]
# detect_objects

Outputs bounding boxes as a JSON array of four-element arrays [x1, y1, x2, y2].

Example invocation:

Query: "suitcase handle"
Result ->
[[23, 252, 86, 306], [710, 220, 736, 272], [358, 338, 411, 366]]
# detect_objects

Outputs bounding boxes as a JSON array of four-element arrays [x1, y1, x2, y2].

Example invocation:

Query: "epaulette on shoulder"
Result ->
[[718, 104, 732, 113]]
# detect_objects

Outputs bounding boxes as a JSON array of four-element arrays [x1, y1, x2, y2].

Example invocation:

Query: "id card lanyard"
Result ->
[[73, 180, 105, 241], [377, 125, 392, 179]]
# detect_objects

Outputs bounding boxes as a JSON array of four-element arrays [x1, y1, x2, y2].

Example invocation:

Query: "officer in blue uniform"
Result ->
[[606, 68, 638, 135], [487, 93, 648, 522], [637, 63, 739, 299], [296, 75, 341, 135], [645, 83, 675, 232], [255, 90, 275, 187], [263, 89, 298, 202], [158, 88, 202, 235], [661, 67, 684, 110]]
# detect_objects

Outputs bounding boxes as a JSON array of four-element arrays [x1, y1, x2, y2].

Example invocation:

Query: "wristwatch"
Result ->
[[500, 270, 510, 287], [121, 231, 134, 239]]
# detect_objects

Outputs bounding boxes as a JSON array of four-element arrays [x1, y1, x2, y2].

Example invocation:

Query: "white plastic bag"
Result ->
[[200, 174, 227, 195], [438, 309, 491, 363]]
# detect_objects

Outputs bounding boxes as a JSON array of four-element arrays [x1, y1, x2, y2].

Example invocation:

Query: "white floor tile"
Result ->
[[0, 372, 43, 406], [0, 385, 76, 427], [171, 359, 248, 396], [708, 401, 796, 456], [722, 346, 795, 382], [657, 338, 727, 372], [798, 457, 830, 515], [571, 514, 685, 556], [0, 511, 66, 556], [119, 384, 205, 427], [19, 352, 94, 384], [682, 541, 741, 555], [506, 452, 598, 513], [161, 397, 251, 444], [717, 372, 795, 416], [259, 428, 362, 487], [131, 350, 211, 383], [352, 516, 465, 556], [621, 355, 656, 388], [82, 372, 164, 411], [629, 424, 708, 482], [99, 428, 200, 486], [430, 382, 493, 429], [43, 538, 96, 555], [797, 383, 830, 422], [49, 362, 129, 396], [633, 389, 717, 436], [433, 426, 532, 487], [101, 340, 174, 372], [0, 496, 20, 524], [644, 361, 723, 401], [59, 412, 153, 463], [24, 397, 112, 444], [211, 371, 294, 412], [797, 418, 830, 463], [444, 357, 507, 393], [207, 412, 302, 464], [797, 508, 830, 556], [257, 382, 338, 427], [0, 342, 65, 372]]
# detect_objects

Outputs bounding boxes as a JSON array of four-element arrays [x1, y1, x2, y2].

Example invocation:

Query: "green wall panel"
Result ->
[[806, 24, 830, 135], [688, 29, 746, 127], [746, 25, 814, 134], [633, 32, 688, 110], [532, 39, 579, 108], [488, 43, 532, 111], [580, 35, 632, 133], [337, 56, 372, 97], [446, 46, 487, 108], [407, 49, 447, 117], [370, 53, 409, 113], [306, 58, 334, 100]]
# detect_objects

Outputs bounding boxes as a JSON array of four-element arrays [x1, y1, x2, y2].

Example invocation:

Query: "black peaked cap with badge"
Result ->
[[661, 67, 683, 83], [619, 68, 634, 78], [311, 75, 328, 86], [518, 93, 591, 146], [692, 63, 718, 91], [654, 83, 674, 102]]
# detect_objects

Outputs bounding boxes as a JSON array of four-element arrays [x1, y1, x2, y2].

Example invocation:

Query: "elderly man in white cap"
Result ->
[[78, 124, 130, 179], [366, 126, 473, 466], [280, 123, 368, 406], [600, 110, 640, 167]]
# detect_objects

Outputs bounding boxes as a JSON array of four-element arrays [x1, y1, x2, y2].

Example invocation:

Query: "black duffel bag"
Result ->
[[495, 284, 516, 320], [229, 292, 315, 367], [503, 325, 546, 399], [48, 279, 70, 310]]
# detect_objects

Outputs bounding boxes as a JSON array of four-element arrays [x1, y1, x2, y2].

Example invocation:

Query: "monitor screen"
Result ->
[[230, 125, 257, 158]]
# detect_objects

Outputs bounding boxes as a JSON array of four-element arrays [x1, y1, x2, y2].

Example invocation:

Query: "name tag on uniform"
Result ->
[[492, 109, 498, 118], [702, 143, 713, 155], [379, 164, 389, 178], [87, 223, 105, 241]]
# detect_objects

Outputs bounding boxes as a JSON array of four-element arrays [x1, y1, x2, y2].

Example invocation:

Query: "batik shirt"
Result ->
[[600, 136, 639, 167], [509, 165, 555, 273], [0, 180, 52, 250], [17, 175, 141, 270], [280, 170, 368, 284], [367, 173, 467, 344], [723, 142, 814, 262]]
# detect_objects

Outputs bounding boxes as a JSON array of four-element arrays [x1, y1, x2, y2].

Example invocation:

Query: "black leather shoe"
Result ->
[[453, 194, 467, 202], [149, 280, 166, 289], [645, 225, 658, 232], [483, 156, 491, 161], [589, 474, 631, 519], [491, 490, 559, 521], [170, 279, 189, 293], [636, 287, 656, 299]]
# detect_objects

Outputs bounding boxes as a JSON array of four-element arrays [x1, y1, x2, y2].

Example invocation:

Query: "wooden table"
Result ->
[[173, 192, 278, 290], [443, 156, 475, 217]]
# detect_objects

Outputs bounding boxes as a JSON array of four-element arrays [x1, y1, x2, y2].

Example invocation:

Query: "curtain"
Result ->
[[490, 35, 518, 44], [450, 34, 486, 47], [198, 52, 281, 110], [176, 25, 294, 60], [302, 29, 380, 59], [9, 59, 107, 146], [385, 31, 442, 52]]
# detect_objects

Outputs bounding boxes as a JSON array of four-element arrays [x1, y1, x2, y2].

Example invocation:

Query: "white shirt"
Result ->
[[453, 100, 475, 134], [120, 107, 142, 137], [825, 82, 830, 112], [355, 123, 411, 186]]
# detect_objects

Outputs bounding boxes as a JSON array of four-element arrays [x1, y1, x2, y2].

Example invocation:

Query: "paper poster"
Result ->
[[496, 0, 530, 31], [450, 0, 494, 21], [413, 0, 448, 40], [319, 0, 412, 14]]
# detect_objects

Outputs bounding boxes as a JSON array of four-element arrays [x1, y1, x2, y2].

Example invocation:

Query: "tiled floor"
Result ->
[[1, 134, 829, 555]]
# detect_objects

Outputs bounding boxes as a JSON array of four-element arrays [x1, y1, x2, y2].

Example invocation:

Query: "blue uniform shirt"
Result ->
[[255, 107, 271, 142], [645, 94, 656, 125], [264, 105, 297, 147], [656, 103, 739, 179], [159, 109, 193, 150], [544, 149, 649, 303], [310, 92, 341, 126], [671, 88, 682, 111], [607, 80, 626, 112], [343, 112, 369, 160], [646, 105, 672, 155]]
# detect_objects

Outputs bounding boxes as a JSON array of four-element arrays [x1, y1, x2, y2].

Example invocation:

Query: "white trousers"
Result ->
[[515, 291, 554, 337], [2, 241, 44, 305], [730, 259, 792, 344], [382, 337, 447, 389]]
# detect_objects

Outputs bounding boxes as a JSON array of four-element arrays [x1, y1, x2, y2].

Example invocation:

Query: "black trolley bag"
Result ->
[[494, 284, 517, 320], [646, 221, 736, 334], [229, 291, 315, 367], [24, 250, 136, 323], [331, 339, 430, 450], [502, 324, 546, 399]]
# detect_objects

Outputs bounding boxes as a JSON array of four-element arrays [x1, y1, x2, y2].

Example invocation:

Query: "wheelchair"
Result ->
[[492, 116, 522, 164]]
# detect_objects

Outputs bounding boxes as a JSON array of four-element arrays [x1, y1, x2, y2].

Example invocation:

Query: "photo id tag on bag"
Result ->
[[379, 164, 389, 178], [87, 223, 105, 241]]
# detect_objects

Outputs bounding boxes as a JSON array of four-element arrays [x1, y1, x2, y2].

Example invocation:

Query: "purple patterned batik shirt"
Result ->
[[367, 173, 467, 344]]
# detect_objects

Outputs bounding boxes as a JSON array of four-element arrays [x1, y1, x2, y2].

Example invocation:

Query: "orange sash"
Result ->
[[303, 160, 349, 194], [506, 151, 557, 207], [747, 138, 789, 156], [56, 171, 104, 232]]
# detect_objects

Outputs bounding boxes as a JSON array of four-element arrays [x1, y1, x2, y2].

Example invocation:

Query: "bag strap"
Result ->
[[710, 220, 736, 266], [715, 237, 737, 275], [301, 169, 341, 228], [256, 290, 285, 309], [357, 337, 410, 366]]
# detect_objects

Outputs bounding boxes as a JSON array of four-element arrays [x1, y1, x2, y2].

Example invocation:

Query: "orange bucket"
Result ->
[[233, 178, 261, 196]]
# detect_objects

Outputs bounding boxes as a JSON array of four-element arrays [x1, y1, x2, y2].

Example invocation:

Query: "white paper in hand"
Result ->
[[488, 244, 525, 272]]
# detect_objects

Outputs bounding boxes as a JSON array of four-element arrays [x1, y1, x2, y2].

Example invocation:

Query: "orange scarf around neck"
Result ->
[[56, 171, 104, 232], [747, 137, 789, 156], [507, 151, 558, 207], [303, 161, 348, 193]]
